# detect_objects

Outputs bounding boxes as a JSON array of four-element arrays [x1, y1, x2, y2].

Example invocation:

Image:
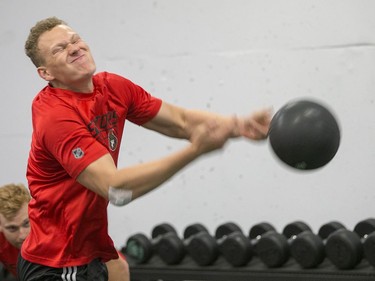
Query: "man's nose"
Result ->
[[68, 42, 80, 54]]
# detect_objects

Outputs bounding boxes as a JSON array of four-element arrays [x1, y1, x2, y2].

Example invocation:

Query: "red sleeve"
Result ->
[[33, 100, 108, 180], [104, 72, 162, 125], [126, 82, 162, 125]]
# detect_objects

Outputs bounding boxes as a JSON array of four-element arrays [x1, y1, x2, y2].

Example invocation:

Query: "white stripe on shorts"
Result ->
[[61, 266, 78, 281]]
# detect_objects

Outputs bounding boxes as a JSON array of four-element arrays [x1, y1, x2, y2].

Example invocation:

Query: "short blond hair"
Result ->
[[0, 183, 31, 220], [25, 16, 67, 67]]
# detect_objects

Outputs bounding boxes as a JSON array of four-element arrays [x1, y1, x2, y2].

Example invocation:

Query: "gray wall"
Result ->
[[1, 0, 375, 249]]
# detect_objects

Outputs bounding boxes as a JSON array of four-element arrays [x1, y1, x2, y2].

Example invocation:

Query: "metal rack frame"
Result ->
[[128, 255, 375, 281]]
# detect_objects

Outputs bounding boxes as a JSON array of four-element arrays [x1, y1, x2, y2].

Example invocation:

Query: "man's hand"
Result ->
[[235, 108, 272, 140], [189, 119, 233, 155], [189, 108, 272, 156]]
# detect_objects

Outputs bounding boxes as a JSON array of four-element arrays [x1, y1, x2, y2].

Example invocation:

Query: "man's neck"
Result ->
[[50, 78, 94, 93]]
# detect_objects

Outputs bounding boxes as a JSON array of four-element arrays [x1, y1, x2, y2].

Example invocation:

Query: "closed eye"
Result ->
[[52, 43, 67, 55], [51, 35, 82, 55]]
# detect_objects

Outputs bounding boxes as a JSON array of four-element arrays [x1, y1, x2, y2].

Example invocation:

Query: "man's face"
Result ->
[[0, 203, 30, 249], [37, 24, 96, 91]]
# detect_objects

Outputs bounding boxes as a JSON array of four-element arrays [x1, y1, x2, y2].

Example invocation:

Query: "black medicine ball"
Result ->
[[268, 99, 340, 170]]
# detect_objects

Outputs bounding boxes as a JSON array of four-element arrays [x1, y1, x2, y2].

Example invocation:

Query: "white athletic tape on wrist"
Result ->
[[108, 186, 132, 206]]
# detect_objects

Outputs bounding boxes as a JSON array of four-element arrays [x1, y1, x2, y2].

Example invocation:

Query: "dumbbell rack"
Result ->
[[126, 254, 375, 281]]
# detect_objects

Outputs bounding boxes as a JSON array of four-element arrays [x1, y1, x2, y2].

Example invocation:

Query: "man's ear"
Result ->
[[37, 66, 54, 82]]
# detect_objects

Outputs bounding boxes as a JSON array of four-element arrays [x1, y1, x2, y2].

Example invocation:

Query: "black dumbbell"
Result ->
[[218, 222, 276, 267], [190, 221, 276, 267], [155, 223, 210, 265], [215, 222, 251, 266], [256, 221, 312, 267], [326, 218, 375, 269], [124, 223, 177, 264], [184, 222, 242, 266], [290, 221, 346, 268], [363, 230, 375, 267]]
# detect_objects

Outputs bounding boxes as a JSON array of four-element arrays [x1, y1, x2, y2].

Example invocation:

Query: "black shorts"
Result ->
[[17, 255, 108, 281]]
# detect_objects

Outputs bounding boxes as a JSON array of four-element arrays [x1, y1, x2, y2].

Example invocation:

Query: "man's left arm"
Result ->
[[142, 101, 271, 141]]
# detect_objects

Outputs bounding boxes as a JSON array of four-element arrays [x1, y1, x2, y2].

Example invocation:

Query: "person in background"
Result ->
[[0, 183, 30, 280], [19, 17, 271, 280], [0, 183, 129, 281]]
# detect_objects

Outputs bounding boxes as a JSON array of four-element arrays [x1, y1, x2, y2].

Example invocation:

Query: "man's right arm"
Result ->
[[76, 132, 211, 203], [77, 117, 235, 203]]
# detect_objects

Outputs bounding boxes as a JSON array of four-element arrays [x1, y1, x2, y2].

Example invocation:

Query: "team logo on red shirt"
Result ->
[[108, 129, 118, 151], [72, 147, 84, 159]]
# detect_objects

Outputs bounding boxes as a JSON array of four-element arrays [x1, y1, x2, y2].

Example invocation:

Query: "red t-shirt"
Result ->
[[22, 72, 162, 268], [0, 232, 19, 277]]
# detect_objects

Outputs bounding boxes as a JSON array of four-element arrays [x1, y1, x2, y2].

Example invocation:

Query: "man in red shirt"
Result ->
[[0, 183, 30, 279], [0, 183, 128, 281], [20, 17, 271, 280]]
